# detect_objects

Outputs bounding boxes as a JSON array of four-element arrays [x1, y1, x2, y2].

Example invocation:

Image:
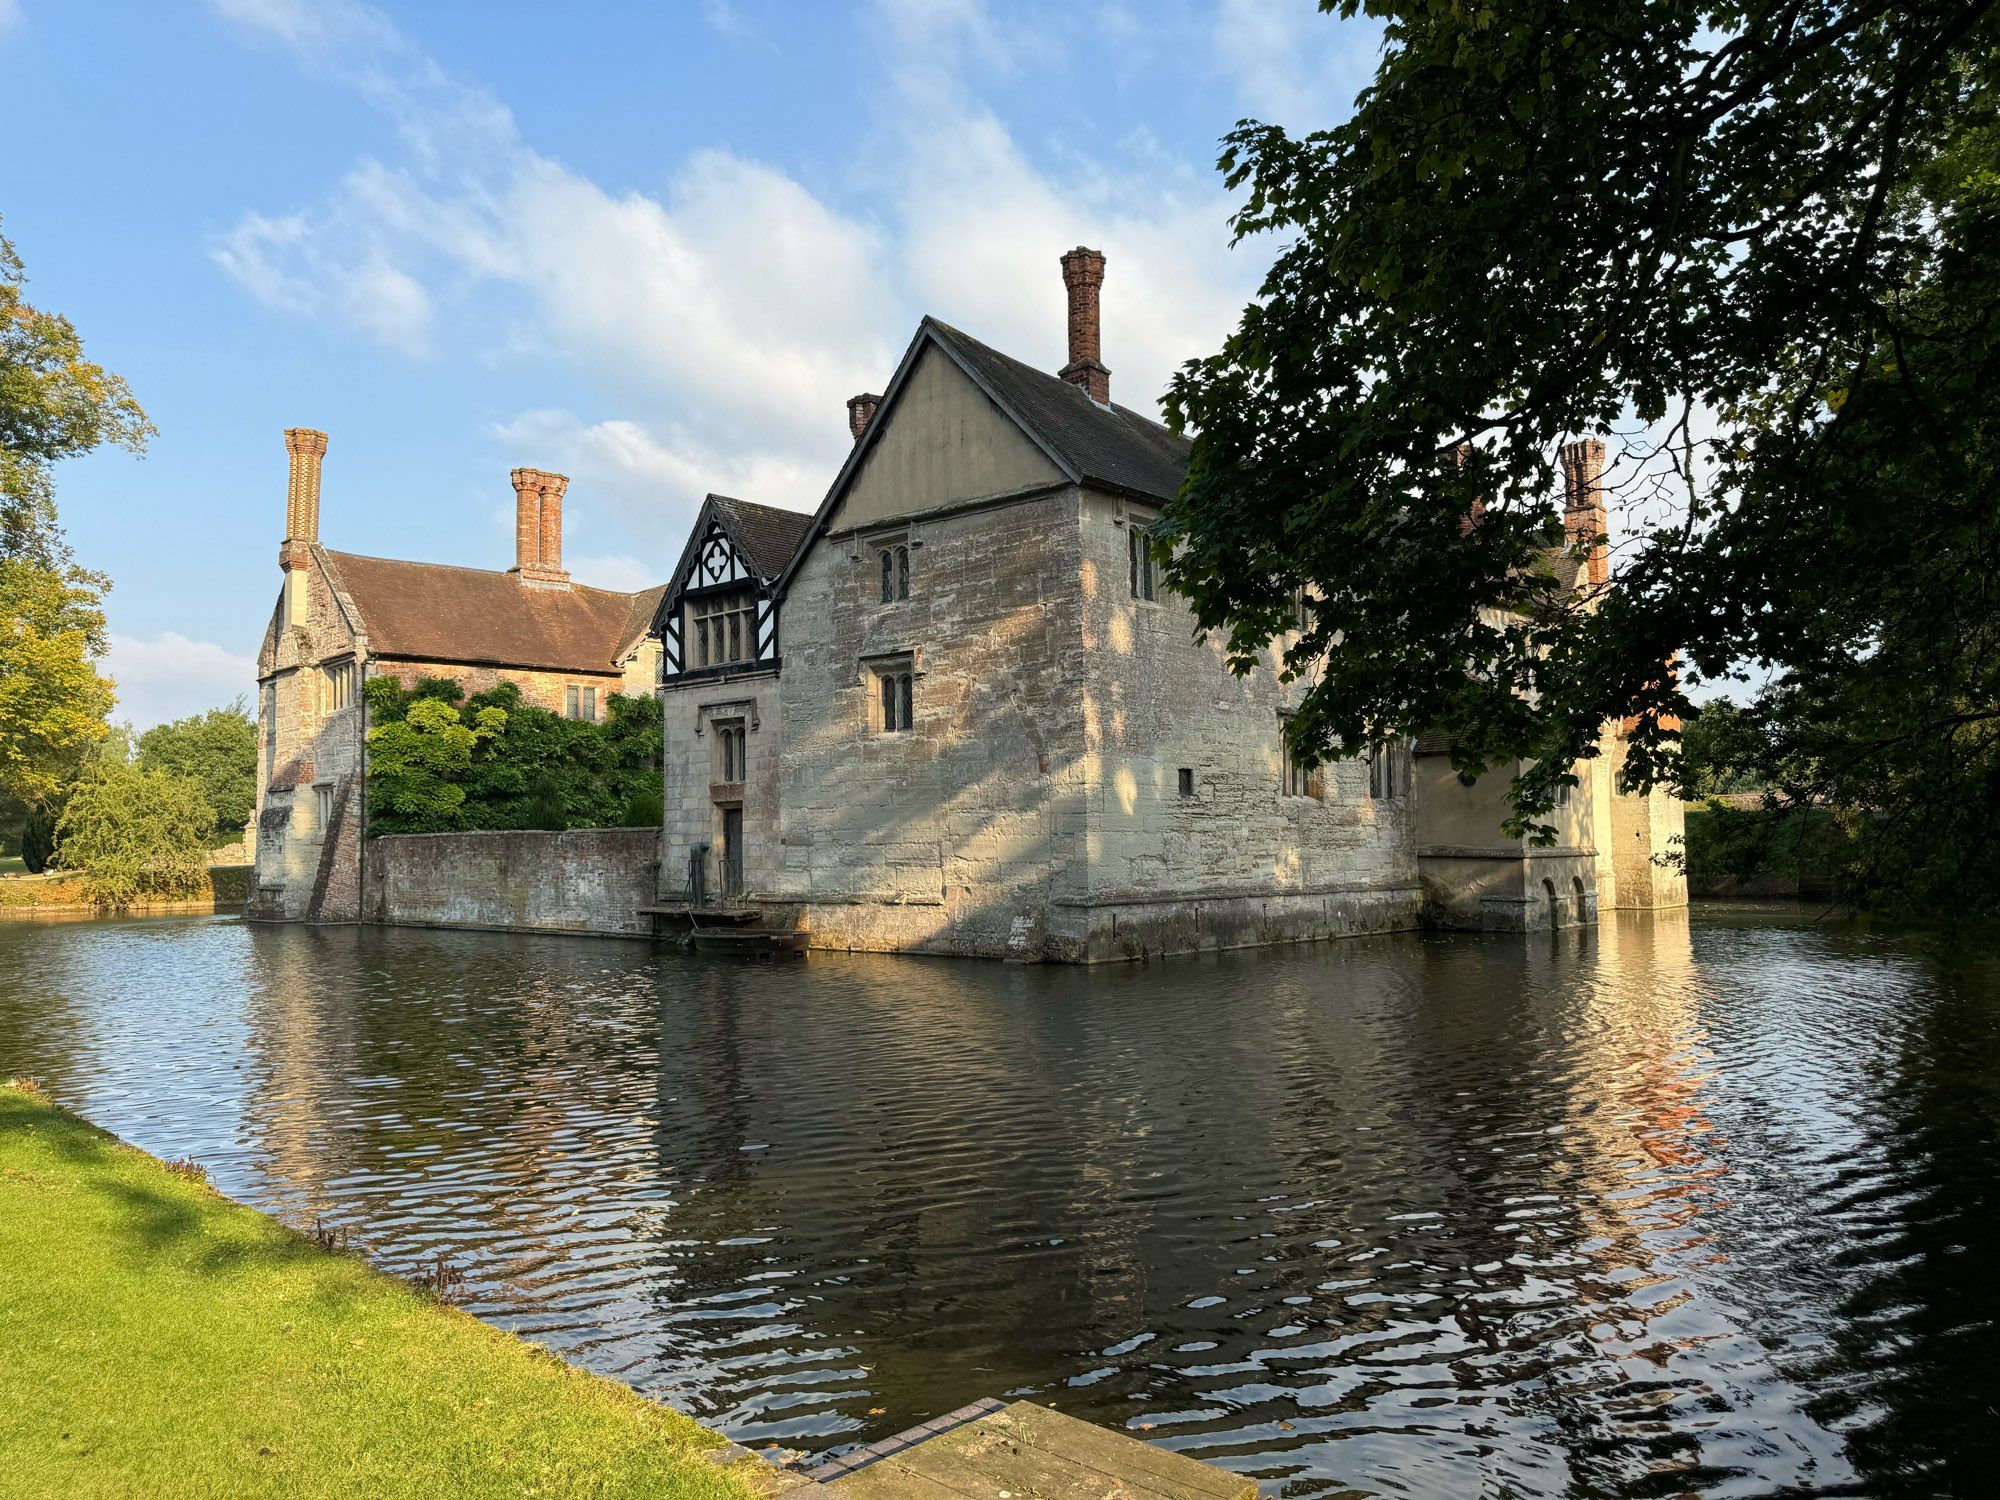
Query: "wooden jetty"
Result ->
[[724, 1399, 1255, 1498]]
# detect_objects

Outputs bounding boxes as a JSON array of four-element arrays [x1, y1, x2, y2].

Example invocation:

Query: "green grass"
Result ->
[[0, 1084, 758, 1500]]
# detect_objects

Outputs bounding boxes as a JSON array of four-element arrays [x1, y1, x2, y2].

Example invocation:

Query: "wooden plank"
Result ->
[[983, 1404, 1254, 1500], [823, 1402, 1254, 1500]]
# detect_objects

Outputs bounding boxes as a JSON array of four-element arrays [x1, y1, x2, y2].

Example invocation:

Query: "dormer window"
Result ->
[[691, 589, 756, 668], [880, 544, 910, 603]]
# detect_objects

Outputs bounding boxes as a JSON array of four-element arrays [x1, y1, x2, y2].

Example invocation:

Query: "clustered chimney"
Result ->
[[1058, 246, 1110, 405], [281, 427, 328, 572], [1560, 438, 1610, 588], [847, 392, 881, 442], [509, 467, 572, 588]]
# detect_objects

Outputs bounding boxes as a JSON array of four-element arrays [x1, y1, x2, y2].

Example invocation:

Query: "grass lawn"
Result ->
[[0, 1083, 760, 1500]]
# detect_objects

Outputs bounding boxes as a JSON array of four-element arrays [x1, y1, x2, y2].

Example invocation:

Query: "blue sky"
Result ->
[[3, 0, 1378, 726]]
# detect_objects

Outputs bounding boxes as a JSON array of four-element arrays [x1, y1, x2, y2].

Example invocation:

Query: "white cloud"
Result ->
[[567, 553, 660, 594], [107, 632, 259, 730], [207, 0, 1327, 549], [0, 1, 22, 39], [1214, 0, 1381, 133]]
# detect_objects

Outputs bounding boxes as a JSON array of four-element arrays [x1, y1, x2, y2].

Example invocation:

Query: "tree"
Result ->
[[1, 215, 154, 567], [0, 554, 116, 808], [53, 759, 215, 904], [135, 701, 258, 833], [1163, 1, 2000, 914], [19, 801, 56, 873]]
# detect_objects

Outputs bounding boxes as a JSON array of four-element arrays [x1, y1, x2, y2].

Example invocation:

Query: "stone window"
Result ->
[[262, 682, 277, 772], [322, 660, 355, 713], [1368, 741, 1409, 801], [565, 685, 598, 722], [1128, 519, 1158, 602], [874, 660, 915, 734], [1177, 768, 1194, 798], [313, 784, 333, 826], [1283, 743, 1324, 800], [713, 721, 746, 783], [691, 589, 757, 668], [879, 544, 910, 603]]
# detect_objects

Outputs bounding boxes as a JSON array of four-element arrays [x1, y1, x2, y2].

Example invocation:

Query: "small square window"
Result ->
[[1177, 768, 1194, 798]]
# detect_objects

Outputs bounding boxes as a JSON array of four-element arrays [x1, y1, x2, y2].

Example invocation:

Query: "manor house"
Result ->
[[651, 249, 1684, 960], [248, 246, 1683, 957], [247, 434, 663, 921]]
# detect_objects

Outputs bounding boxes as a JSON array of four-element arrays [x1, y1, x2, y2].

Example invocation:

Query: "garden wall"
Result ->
[[363, 828, 660, 937]]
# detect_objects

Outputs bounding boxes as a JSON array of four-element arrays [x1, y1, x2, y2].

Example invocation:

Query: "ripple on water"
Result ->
[[2, 908, 1997, 1497]]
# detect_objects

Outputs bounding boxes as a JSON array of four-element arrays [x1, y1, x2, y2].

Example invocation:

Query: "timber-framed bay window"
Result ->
[[690, 589, 757, 668]]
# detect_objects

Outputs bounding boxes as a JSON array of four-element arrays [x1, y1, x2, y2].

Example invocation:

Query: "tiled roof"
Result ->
[[322, 549, 660, 675], [926, 319, 1190, 503], [710, 495, 813, 579]]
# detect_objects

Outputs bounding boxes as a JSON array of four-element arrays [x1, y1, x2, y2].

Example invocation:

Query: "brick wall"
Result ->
[[364, 826, 661, 936]]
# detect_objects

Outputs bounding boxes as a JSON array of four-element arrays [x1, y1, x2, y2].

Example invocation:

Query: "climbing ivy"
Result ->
[[363, 677, 662, 837]]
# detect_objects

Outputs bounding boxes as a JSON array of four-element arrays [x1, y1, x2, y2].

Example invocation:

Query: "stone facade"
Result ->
[[249, 542, 367, 922], [650, 250, 1683, 961]]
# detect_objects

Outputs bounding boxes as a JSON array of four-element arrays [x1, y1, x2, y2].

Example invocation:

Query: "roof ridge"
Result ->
[[322, 547, 654, 601], [923, 317, 1181, 441]]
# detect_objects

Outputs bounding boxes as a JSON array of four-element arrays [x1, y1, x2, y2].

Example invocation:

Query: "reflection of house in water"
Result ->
[[653, 248, 1685, 959]]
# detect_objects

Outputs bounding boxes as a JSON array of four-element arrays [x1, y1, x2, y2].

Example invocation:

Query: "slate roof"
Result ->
[[322, 549, 661, 675], [925, 319, 1190, 503], [710, 495, 813, 579]]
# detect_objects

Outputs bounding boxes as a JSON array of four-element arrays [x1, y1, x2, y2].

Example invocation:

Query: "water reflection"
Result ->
[[2, 908, 1995, 1496]]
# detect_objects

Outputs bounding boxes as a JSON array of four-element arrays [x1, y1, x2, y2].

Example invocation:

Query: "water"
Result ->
[[3, 908, 1996, 1497]]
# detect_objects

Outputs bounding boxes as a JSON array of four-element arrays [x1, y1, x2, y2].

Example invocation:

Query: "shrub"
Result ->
[[134, 701, 258, 833], [53, 761, 215, 904], [364, 677, 661, 836]]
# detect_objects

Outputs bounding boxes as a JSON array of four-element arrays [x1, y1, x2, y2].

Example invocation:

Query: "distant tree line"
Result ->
[[364, 677, 663, 837]]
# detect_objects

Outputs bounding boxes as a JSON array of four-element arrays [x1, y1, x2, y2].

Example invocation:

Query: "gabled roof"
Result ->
[[320, 549, 660, 676], [709, 494, 814, 578], [774, 317, 1191, 594], [924, 320, 1190, 502]]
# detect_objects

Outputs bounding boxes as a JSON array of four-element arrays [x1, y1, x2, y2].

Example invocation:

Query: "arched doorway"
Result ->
[[1542, 877, 1559, 929], [1573, 875, 1589, 927]]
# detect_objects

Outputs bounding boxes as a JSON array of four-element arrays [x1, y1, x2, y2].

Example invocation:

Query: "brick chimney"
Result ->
[[281, 427, 327, 573], [509, 467, 572, 588], [1058, 246, 1110, 405], [1560, 438, 1609, 588], [847, 392, 881, 442]]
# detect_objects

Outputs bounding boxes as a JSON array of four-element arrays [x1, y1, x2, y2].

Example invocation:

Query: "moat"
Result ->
[[3, 909, 1994, 1497]]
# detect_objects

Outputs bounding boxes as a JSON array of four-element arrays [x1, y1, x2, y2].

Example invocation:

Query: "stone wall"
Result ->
[[363, 827, 660, 936], [1068, 487, 1423, 958], [777, 487, 1087, 958]]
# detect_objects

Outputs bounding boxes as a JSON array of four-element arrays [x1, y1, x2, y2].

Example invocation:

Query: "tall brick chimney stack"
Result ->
[[847, 392, 881, 441], [281, 427, 327, 572], [1560, 438, 1610, 588], [509, 467, 572, 588], [1058, 246, 1110, 405]]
